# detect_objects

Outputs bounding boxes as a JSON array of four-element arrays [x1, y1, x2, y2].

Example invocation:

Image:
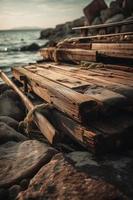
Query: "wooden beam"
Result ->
[[72, 20, 133, 31], [40, 48, 97, 63], [12, 67, 100, 122], [36, 63, 133, 86], [92, 43, 133, 51], [25, 65, 90, 89], [70, 32, 133, 41], [98, 50, 133, 59], [35, 63, 133, 101], [0, 70, 58, 144]]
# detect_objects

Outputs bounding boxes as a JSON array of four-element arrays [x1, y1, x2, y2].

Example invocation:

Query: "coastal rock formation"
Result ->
[[0, 116, 19, 131], [39, 16, 85, 42], [0, 89, 25, 121], [20, 43, 40, 52], [0, 140, 57, 188], [83, 0, 108, 24], [17, 153, 126, 200]]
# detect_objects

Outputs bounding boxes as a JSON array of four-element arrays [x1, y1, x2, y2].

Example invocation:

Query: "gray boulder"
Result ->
[[100, 6, 123, 23], [122, 0, 133, 16], [0, 140, 57, 187], [0, 89, 25, 121], [40, 28, 54, 39], [105, 13, 124, 24], [0, 116, 19, 131], [83, 0, 108, 25], [91, 16, 102, 25], [0, 122, 27, 144], [20, 43, 40, 51]]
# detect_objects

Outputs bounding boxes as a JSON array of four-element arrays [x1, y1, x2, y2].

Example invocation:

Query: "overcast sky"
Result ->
[[0, 0, 112, 30]]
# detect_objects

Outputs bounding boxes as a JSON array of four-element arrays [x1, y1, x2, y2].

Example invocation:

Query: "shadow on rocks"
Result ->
[[0, 122, 27, 144], [0, 89, 26, 121]]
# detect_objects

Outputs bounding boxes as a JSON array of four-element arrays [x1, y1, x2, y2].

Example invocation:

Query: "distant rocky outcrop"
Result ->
[[39, 0, 133, 46], [20, 43, 40, 52], [39, 16, 85, 43]]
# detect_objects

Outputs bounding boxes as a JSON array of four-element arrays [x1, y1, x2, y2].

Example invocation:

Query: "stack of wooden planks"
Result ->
[[12, 61, 133, 154], [40, 36, 133, 65]]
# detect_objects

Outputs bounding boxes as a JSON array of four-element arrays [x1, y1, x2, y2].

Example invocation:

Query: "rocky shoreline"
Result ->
[[19, 0, 133, 52], [0, 83, 133, 200], [39, 0, 133, 47]]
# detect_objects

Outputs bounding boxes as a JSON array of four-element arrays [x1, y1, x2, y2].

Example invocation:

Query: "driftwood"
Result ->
[[0, 70, 57, 144]]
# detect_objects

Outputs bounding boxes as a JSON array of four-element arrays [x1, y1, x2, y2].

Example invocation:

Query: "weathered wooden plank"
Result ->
[[98, 50, 133, 59], [36, 63, 133, 87], [23, 64, 133, 115], [70, 32, 133, 40], [36, 63, 133, 101], [12, 67, 100, 122], [87, 68, 133, 81], [26, 65, 130, 108], [54, 42, 92, 50], [40, 48, 97, 63], [37, 62, 133, 81], [26, 66, 90, 89]]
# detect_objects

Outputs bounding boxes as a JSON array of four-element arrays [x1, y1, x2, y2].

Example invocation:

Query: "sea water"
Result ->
[[0, 29, 46, 83]]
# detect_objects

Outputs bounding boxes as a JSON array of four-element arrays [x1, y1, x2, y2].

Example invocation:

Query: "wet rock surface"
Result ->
[[0, 116, 19, 131], [0, 89, 25, 121], [0, 122, 27, 144], [0, 140, 57, 188], [20, 43, 40, 52], [17, 153, 126, 200]]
